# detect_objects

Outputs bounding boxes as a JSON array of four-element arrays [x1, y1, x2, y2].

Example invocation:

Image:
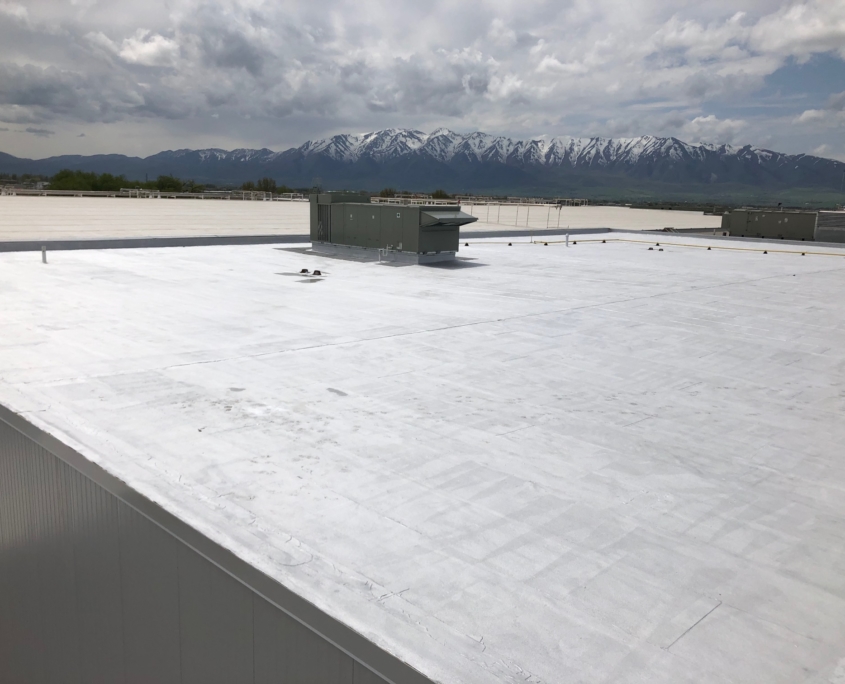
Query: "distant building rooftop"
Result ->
[[0, 195, 722, 244]]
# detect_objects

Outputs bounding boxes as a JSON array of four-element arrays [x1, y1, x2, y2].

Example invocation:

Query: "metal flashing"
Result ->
[[0, 402, 432, 684]]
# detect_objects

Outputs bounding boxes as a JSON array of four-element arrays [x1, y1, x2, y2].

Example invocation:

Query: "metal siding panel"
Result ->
[[178, 544, 254, 684], [118, 504, 182, 684], [365, 207, 381, 248], [350, 205, 366, 247], [38, 455, 82, 684], [0, 423, 15, 682], [747, 212, 816, 240], [340, 204, 353, 245], [17, 432, 50, 684], [69, 467, 127, 684], [0, 430, 8, 678], [0, 409, 435, 684], [344, 203, 354, 244], [402, 208, 420, 252], [0, 425, 48, 684], [254, 592, 355, 684], [816, 211, 845, 243], [332, 204, 345, 244], [419, 228, 459, 253], [309, 195, 318, 241], [316, 204, 332, 242], [379, 206, 403, 249]]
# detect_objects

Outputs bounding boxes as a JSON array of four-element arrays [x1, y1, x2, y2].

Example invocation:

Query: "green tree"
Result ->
[[241, 180, 256, 191], [379, 187, 396, 198], [155, 175, 183, 192], [431, 189, 451, 199], [182, 179, 205, 193], [49, 170, 97, 190], [256, 177, 276, 193], [48, 169, 182, 192], [91, 173, 129, 192]]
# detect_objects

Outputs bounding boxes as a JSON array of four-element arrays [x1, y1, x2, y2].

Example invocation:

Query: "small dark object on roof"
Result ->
[[707, 247, 711, 250], [648, 247, 654, 251], [802, 252, 806, 256], [313, 270, 322, 276], [656, 242, 660, 246], [508, 243, 512, 246], [465, 242, 469, 247], [573, 241, 577, 245], [544, 242, 548, 246], [602, 240, 606, 243], [300, 268, 309, 274], [763, 251, 767, 254], [659, 248, 663, 252]]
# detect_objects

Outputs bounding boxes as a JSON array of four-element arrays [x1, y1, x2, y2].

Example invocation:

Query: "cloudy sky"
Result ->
[[1, 0, 844, 159]]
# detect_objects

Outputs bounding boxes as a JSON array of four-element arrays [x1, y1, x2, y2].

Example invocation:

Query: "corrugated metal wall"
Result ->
[[0, 415, 395, 684], [816, 211, 845, 243], [724, 210, 818, 241]]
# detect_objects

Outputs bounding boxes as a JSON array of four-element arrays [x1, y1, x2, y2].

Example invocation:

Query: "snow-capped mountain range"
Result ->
[[2, 128, 843, 195], [290, 128, 749, 167], [159, 128, 797, 168]]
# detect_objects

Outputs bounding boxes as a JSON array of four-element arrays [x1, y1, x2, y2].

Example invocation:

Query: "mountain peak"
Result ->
[[3, 128, 843, 193]]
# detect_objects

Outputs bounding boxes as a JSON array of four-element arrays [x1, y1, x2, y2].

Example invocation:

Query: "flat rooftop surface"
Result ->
[[0, 195, 309, 241], [0, 196, 720, 242], [463, 203, 722, 233], [2, 236, 845, 683]]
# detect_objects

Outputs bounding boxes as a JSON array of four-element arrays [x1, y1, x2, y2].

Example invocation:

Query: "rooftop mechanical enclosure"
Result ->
[[309, 193, 477, 263], [721, 209, 845, 243]]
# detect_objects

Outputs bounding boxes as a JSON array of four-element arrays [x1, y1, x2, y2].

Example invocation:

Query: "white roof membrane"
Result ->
[[1, 237, 844, 683]]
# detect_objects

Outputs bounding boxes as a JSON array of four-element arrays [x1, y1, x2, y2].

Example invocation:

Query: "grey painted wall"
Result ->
[[722, 209, 818, 241], [0, 415, 397, 684]]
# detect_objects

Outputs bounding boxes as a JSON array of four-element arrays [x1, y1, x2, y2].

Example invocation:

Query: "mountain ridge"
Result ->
[[3, 129, 844, 199]]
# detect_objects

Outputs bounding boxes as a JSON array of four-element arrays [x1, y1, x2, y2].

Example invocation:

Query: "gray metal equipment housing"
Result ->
[[720, 209, 845, 243], [310, 193, 477, 261]]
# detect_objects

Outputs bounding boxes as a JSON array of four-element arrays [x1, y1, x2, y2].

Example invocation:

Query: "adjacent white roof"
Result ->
[[0, 196, 720, 242], [2, 236, 844, 683]]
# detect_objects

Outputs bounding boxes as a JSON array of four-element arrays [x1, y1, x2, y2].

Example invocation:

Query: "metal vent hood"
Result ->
[[419, 206, 478, 228]]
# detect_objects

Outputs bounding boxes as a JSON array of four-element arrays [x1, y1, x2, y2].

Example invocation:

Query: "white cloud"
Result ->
[[749, 1, 845, 60], [796, 91, 845, 126], [85, 31, 118, 55], [682, 115, 747, 143], [798, 109, 826, 123], [119, 30, 180, 67], [536, 55, 588, 75], [1, 0, 845, 155], [0, 2, 26, 19]]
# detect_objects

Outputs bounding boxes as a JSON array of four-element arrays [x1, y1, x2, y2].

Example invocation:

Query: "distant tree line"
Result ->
[[240, 177, 297, 194], [43, 170, 205, 193], [0, 172, 48, 183], [377, 187, 453, 199], [4, 170, 459, 199], [19, 170, 315, 194]]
